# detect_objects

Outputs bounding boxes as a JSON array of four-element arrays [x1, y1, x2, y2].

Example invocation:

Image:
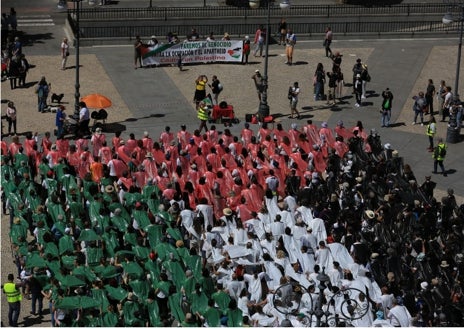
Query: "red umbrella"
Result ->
[[81, 93, 112, 108]]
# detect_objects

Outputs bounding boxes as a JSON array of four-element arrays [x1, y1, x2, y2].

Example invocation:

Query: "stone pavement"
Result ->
[[1, 0, 464, 327]]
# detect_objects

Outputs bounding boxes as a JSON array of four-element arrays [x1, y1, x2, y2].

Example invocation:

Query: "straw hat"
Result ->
[[440, 260, 450, 268], [145, 152, 153, 158], [223, 208, 233, 216], [365, 210, 375, 219], [105, 185, 115, 193]]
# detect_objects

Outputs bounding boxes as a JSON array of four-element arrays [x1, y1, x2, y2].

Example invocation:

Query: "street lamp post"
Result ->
[[257, 0, 290, 120], [74, 0, 81, 116], [443, 1, 464, 101]]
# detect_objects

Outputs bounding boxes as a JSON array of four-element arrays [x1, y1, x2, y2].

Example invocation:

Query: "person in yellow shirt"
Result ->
[[3, 273, 23, 327], [194, 75, 208, 108]]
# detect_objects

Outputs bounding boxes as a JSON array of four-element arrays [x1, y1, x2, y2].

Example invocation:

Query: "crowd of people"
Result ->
[[2, 117, 464, 327]]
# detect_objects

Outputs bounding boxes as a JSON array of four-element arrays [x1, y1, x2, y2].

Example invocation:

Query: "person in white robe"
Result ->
[[327, 241, 354, 270], [195, 203, 214, 229], [282, 227, 303, 264], [387, 297, 412, 327], [311, 217, 327, 244], [300, 226, 318, 252], [270, 214, 285, 239], [295, 204, 314, 226], [264, 194, 280, 222], [244, 270, 266, 303], [315, 240, 334, 272], [328, 261, 344, 288], [260, 233, 277, 259], [351, 292, 374, 327], [263, 256, 283, 291], [299, 245, 316, 275]]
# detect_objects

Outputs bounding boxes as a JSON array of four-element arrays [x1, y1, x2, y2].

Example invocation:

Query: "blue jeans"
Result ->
[[413, 110, 424, 124], [381, 109, 391, 126], [38, 96, 47, 112], [8, 301, 20, 327]]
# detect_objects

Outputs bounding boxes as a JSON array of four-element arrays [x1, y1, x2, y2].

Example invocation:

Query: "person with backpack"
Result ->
[[360, 64, 370, 99], [36, 76, 50, 113], [381, 88, 393, 127], [432, 138, 447, 177]]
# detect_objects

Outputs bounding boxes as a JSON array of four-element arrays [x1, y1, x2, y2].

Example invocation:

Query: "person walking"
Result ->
[[253, 25, 266, 57], [197, 100, 209, 133], [6, 101, 17, 135], [323, 26, 333, 57], [288, 82, 301, 119], [426, 116, 436, 152], [354, 74, 362, 107], [381, 88, 393, 127], [285, 28, 296, 65], [352, 58, 363, 94], [360, 63, 370, 99], [432, 137, 447, 177], [412, 91, 427, 125], [36, 76, 50, 113], [425, 78, 435, 114], [3, 273, 23, 327], [60, 37, 69, 70], [242, 35, 250, 65]]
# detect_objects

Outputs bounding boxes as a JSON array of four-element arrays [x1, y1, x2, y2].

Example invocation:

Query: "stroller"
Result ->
[[61, 115, 78, 137]]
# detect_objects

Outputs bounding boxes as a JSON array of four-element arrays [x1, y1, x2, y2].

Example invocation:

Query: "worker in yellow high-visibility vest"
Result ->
[[426, 116, 436, 152], [2, 273, 23, 327], [197, 100, 209, 133]]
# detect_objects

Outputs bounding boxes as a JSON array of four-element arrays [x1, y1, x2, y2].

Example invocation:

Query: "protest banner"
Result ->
[[141, 40, 243, 66]]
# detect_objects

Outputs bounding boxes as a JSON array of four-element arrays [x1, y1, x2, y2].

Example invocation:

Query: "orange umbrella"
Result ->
[[81, 93, 112, 108]]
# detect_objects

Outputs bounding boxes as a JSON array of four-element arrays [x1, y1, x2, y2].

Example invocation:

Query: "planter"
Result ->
[[249, 0, 260, 9], [280, 1, 290, 9]]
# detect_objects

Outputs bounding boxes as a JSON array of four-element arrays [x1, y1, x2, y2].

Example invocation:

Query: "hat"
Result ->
[[371, 253, 379, 259], [13, 217, 21, 225], [95, 127, 102, 134], [387, 272, 395, 281], [365, 210, 375, 219], [245, 35, 249, 40], [119, 140, 125, 145], [355, 176, 363, 183], [144, 131, 149, 136], [384, 143, 391, 150], [64, 227, 71, 234], [151, 35, 156, 39], [440, 260, 450, 268], [223, 32, 230, 38], [176, 240, 184, 248], [420, 281, 428, 290], [105, 185, 115, 193], [145, 152, 153, 158], [255, 69, 260, 73], [321, 121, 328, 128], [223, 208, 233, 216], [392, 150, 399, 158]]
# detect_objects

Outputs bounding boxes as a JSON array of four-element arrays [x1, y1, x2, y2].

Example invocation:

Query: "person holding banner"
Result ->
[[197, 100, 209, 133], [194, 75, 208, 108]]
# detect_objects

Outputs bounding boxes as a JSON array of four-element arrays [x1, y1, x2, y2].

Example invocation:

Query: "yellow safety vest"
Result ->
[[434, 143, 446, 161], [3, 282, 22, 303], [426, 123, 435, 137], [197, 107, 209, 121]]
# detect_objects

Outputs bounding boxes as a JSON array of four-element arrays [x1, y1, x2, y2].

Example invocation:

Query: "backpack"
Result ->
[[217, 83, 223, 92]]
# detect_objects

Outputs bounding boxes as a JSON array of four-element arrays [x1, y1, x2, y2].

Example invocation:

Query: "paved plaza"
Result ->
[[1, 0, 463, 326]]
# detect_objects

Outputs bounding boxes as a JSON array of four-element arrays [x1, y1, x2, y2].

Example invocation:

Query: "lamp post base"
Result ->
[[258, 101, 270, 120]]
